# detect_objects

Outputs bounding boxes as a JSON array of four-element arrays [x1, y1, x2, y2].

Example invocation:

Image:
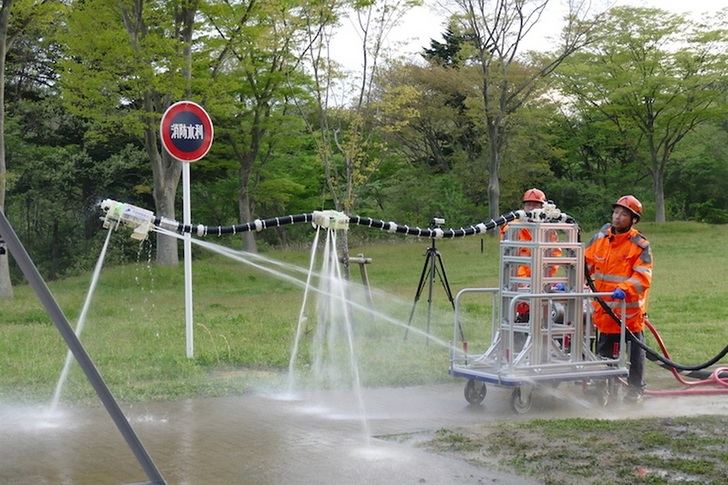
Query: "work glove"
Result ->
[[552, 282, 567, 292], [612, 288, 626, 300]]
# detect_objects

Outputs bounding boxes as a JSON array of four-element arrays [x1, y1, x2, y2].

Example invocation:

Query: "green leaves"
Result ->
[[556, 6, 728, 221]]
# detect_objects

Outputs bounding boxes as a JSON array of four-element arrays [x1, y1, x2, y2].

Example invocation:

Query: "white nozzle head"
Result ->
[[543, 201, 561, 220], [99, 199, 155, 240], [131, 222, 153, 241], [312, 210, 349, 231], [100, 199, 125, 227]]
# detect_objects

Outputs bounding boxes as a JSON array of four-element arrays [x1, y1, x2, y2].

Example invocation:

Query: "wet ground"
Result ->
[[2, 382, 727, 485]]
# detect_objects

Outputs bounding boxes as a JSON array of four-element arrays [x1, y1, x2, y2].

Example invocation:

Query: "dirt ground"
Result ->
[[415, 391, 728, 485]]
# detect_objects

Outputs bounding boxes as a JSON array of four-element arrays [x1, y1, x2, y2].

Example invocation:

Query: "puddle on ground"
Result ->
[[1, 382, 725, 484]]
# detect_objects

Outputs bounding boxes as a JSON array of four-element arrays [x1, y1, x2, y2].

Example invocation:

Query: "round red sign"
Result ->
[[160, 101, 214, 162]]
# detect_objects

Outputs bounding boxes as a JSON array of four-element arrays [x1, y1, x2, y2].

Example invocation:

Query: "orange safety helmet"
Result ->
[[522, 188, 546, 203], [613, 195, 642, 220]]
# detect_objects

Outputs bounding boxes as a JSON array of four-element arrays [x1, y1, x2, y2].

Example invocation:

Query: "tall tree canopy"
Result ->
[[200, 0, 333, 252], [452, 0, 597, 218], [556, 7, 728, 222], [60, 0, 199, 264]]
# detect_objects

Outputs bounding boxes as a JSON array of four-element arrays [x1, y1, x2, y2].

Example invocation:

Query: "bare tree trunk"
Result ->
[[50, 219, 59, 279], [235, 107, 267, 253], [238, 174, 257, 252], [145, 116, 182, 265], [0, 0, 14, 298], [652, 162, 666, 223], [487, 120, 501, 220], [178, 0, 197, 91], [156, 154, 182, 264], [338, 229, 350, 280], [647, 128, 666, 223]]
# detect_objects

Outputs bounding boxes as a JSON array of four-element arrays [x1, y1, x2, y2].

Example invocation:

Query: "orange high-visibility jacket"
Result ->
[[500, 225, 561, 278], [584, 224, 653, 334]]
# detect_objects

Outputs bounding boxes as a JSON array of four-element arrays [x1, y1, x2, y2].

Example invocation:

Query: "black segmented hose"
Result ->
[[154, 213, 315, 236], [113, 195, 726, 383], [103, 197, 574, 240], [585, 270, 728, 379], [153, 210, 545, 238]]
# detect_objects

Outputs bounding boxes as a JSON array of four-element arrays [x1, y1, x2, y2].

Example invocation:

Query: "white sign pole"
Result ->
[[183, 162, 194, 358], [160, 100, 213, 360]]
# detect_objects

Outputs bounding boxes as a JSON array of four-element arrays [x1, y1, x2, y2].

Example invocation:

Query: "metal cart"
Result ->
[[449, 220, 628, 413]]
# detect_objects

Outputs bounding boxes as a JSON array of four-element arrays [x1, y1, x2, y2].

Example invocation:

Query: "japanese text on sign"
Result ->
[[170, 123, 204, 140]]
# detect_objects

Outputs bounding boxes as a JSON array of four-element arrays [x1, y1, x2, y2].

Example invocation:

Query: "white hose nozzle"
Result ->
[[542, 202, 562, 220], [100, 199, 155, 240], [312, 210, 349, 231]]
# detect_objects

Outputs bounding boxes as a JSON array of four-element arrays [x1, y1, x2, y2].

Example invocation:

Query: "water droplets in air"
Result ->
[[50, 227, 114, 410], [152, 225, 459, 442]]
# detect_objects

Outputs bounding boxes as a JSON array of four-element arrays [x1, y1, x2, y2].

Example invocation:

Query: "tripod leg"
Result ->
[[435, 252, 466, 343], [425, 249, 437, 345], [404, 251, 432, 340], [434, 252, 455, 308]]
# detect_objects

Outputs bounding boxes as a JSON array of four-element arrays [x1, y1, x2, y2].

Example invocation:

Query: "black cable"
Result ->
[[584, 269, 728, 375]]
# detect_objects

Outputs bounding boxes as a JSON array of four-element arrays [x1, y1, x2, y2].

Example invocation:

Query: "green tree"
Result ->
[[666, 121, 728, 223], [452, 0, 597, 218], [294, 0, 419, 270], [539, 108, 644, 226], [377, 60, 481, 172], [60, 0, 200, 264], [200, 0, 332, 252], [376, 42, 562, 216], [423, 26, 467, 68], [0, 0, 62, 297], [557, 7, 728, 222]]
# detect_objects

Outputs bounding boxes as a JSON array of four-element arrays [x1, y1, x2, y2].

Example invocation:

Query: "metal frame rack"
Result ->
[[450, 220, 628, 413]]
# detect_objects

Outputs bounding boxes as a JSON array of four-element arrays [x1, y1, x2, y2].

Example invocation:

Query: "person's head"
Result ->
[[611, 195, 642, 232], [522, 188, 546, 212]]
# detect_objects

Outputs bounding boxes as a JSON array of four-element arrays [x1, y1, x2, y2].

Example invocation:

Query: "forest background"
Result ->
[[0, 0, 726, 291]]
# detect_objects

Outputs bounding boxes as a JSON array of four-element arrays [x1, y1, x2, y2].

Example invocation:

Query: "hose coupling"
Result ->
[[542, 201, 562, 220], [100, 199, 155, 241], [312, 210, 349, 231]]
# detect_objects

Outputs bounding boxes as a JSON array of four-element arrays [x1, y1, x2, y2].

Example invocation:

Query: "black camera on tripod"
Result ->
[[430, 217, 445, 228], [405, 215, 463, 344]]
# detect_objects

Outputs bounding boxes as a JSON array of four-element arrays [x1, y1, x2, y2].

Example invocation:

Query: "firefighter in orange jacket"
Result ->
[[500, 188, 561, 279], [584, 195, 652, 403], [501, 188, 561, 323]]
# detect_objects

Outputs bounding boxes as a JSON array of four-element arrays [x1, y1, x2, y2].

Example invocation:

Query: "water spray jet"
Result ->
[[0, 209, 166, 484], [98, 198, 728, 412]]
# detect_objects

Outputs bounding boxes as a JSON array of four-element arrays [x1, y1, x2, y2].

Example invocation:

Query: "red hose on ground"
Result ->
[[643, 319, 728, 396]]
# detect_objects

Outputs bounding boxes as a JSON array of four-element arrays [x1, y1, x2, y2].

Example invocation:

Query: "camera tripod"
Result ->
[[404, 235, 464, 345]]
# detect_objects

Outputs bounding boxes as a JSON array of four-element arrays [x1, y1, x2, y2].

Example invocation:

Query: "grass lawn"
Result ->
[[1, 220, 727, 484], [424, 415, 728, 484], [1, 221, 727, 401]]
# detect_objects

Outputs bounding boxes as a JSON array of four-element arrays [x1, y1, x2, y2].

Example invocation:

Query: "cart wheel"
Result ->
[[464, 379, 487, 405], [590, 380, 610, 407], [596, 387, 609, 407], [511, 387, 533, 414]]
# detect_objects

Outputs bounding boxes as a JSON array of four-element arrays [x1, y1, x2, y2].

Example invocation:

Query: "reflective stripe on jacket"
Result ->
[[584, 223, 653, 333]]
